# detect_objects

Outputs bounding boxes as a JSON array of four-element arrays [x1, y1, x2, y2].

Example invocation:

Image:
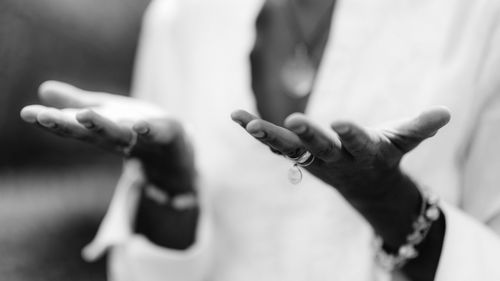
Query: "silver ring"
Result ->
[[286, 150, 308, 161], [297, 152, 316, 167], [286, 150, 315, 185], [287, 150, 315, 167], [297, 152, 315, 167], [296, 151, 311, 164]]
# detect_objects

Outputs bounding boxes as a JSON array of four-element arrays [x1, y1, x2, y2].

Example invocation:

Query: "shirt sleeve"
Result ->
[[82, 159, 212, 281], [129, 0, 187, 114], [434, 202, 500, 280], [456, 0, 500, 225], [82, 1, 211, 280], [435, 4, 500, 279]]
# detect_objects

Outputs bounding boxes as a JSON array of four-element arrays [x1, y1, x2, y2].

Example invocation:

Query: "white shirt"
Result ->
[[85, 0, 500, 280]]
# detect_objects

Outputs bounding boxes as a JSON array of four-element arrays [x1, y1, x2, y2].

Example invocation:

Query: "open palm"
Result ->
[[231, 107, 450, 198], [21, 81, 195, 194]]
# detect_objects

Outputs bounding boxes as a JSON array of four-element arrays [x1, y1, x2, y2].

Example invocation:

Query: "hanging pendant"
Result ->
[[281, 44, 316, 98], [288, 163, 303, 185]]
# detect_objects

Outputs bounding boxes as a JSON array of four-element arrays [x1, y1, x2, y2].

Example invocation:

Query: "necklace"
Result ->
[[281, 0, 335, 98]]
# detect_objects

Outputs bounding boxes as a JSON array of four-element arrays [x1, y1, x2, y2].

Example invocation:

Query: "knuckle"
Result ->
[[260, 132, 275, 143], [282, 146, 300, 156], [269, 147, 283, 156], [316, 144, 334, 159], [92, 126, 106, 135], [286, 147, 306, 158], [298, 130, 315, 142]]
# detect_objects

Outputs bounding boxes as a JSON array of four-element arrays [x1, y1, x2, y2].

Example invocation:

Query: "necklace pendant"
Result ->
[[281, 44, 316, 98], [288, 163, 303, 185]]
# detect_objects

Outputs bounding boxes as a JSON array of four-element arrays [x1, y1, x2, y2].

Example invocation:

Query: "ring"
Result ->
[[287, 150, 315, 185], [296, 151, 315, 167], [286, 150, 308, 161], [287, 150, 315, 166]]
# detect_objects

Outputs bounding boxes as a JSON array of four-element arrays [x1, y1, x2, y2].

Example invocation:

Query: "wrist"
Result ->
[[346, 168, 445, 279], [402, 209, 445, 280], [135, 183, 199, 250], [141, 164, 197, 196], [143, 183, 198, 210], [374, 189, 441, 270], [349, 170, 422, 248]]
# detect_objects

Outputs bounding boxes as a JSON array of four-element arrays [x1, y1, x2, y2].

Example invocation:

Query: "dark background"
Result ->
[[0, 0, 150, 280]]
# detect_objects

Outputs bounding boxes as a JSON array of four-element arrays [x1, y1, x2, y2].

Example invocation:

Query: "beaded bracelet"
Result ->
[[374, 189, 440, 271], [143, 184, 198, 211]]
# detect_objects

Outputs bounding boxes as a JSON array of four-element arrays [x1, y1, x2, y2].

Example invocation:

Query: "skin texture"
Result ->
[[21, 81, 450, 276], [20, 81, 197, 249], [230, 108, 450, 207], [16, 0, 474, 278], [21, 83, 450, 275], [20, 81, 195, 194], [231, 107, 450, 280], [1, 0, 149, 166]]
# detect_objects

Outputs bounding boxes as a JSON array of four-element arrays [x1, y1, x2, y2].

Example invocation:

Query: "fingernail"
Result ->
[[250, 130, 266, 138], [135, 126, 149, 135], [40, 121, 56, 128], [81, 122, 94, 129], [291, 125, 307, 134], [335, 125, 350, 134]]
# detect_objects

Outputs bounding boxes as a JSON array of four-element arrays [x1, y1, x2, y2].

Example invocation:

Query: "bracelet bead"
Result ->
[[143, 183, 198, 211], [374, 188, 440, 271]]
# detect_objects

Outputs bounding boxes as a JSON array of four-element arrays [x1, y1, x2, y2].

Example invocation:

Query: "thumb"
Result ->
[[386, 106, 451, 153], [38, 80, 103, 109]]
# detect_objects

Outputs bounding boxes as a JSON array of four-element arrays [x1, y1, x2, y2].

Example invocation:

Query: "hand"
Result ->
[[231, 107, 450, 245], [21, 81, 195, 194]]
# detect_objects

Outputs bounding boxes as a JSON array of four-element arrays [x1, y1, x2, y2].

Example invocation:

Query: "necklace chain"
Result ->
[[281, 0, 336, 98], [287, 0, 336, 56]]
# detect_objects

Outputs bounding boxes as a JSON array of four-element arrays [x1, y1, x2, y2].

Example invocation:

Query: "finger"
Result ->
[[231, 110, 297, 156], [386, 106, 451, 153], [36, 108, 89, 138], [39, 80, 103, 109], [331, 121, 372, 157], [230, 109, 259, 128], [269, 147, 283, 156], [76, 109, 131, 147], [133, 118, 184, 145], [20, 105, 47, 123], [285, 113, 342, 162], [245, 119, 305, 157]]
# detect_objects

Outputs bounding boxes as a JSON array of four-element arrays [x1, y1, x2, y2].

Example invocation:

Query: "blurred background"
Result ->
[[0, 0, 150, 280]]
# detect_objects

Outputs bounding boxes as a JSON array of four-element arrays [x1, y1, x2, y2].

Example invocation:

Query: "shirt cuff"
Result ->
[[435, 201, 500, 280], [82, 159, 144, 261], [82, 159, 211, 266]]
